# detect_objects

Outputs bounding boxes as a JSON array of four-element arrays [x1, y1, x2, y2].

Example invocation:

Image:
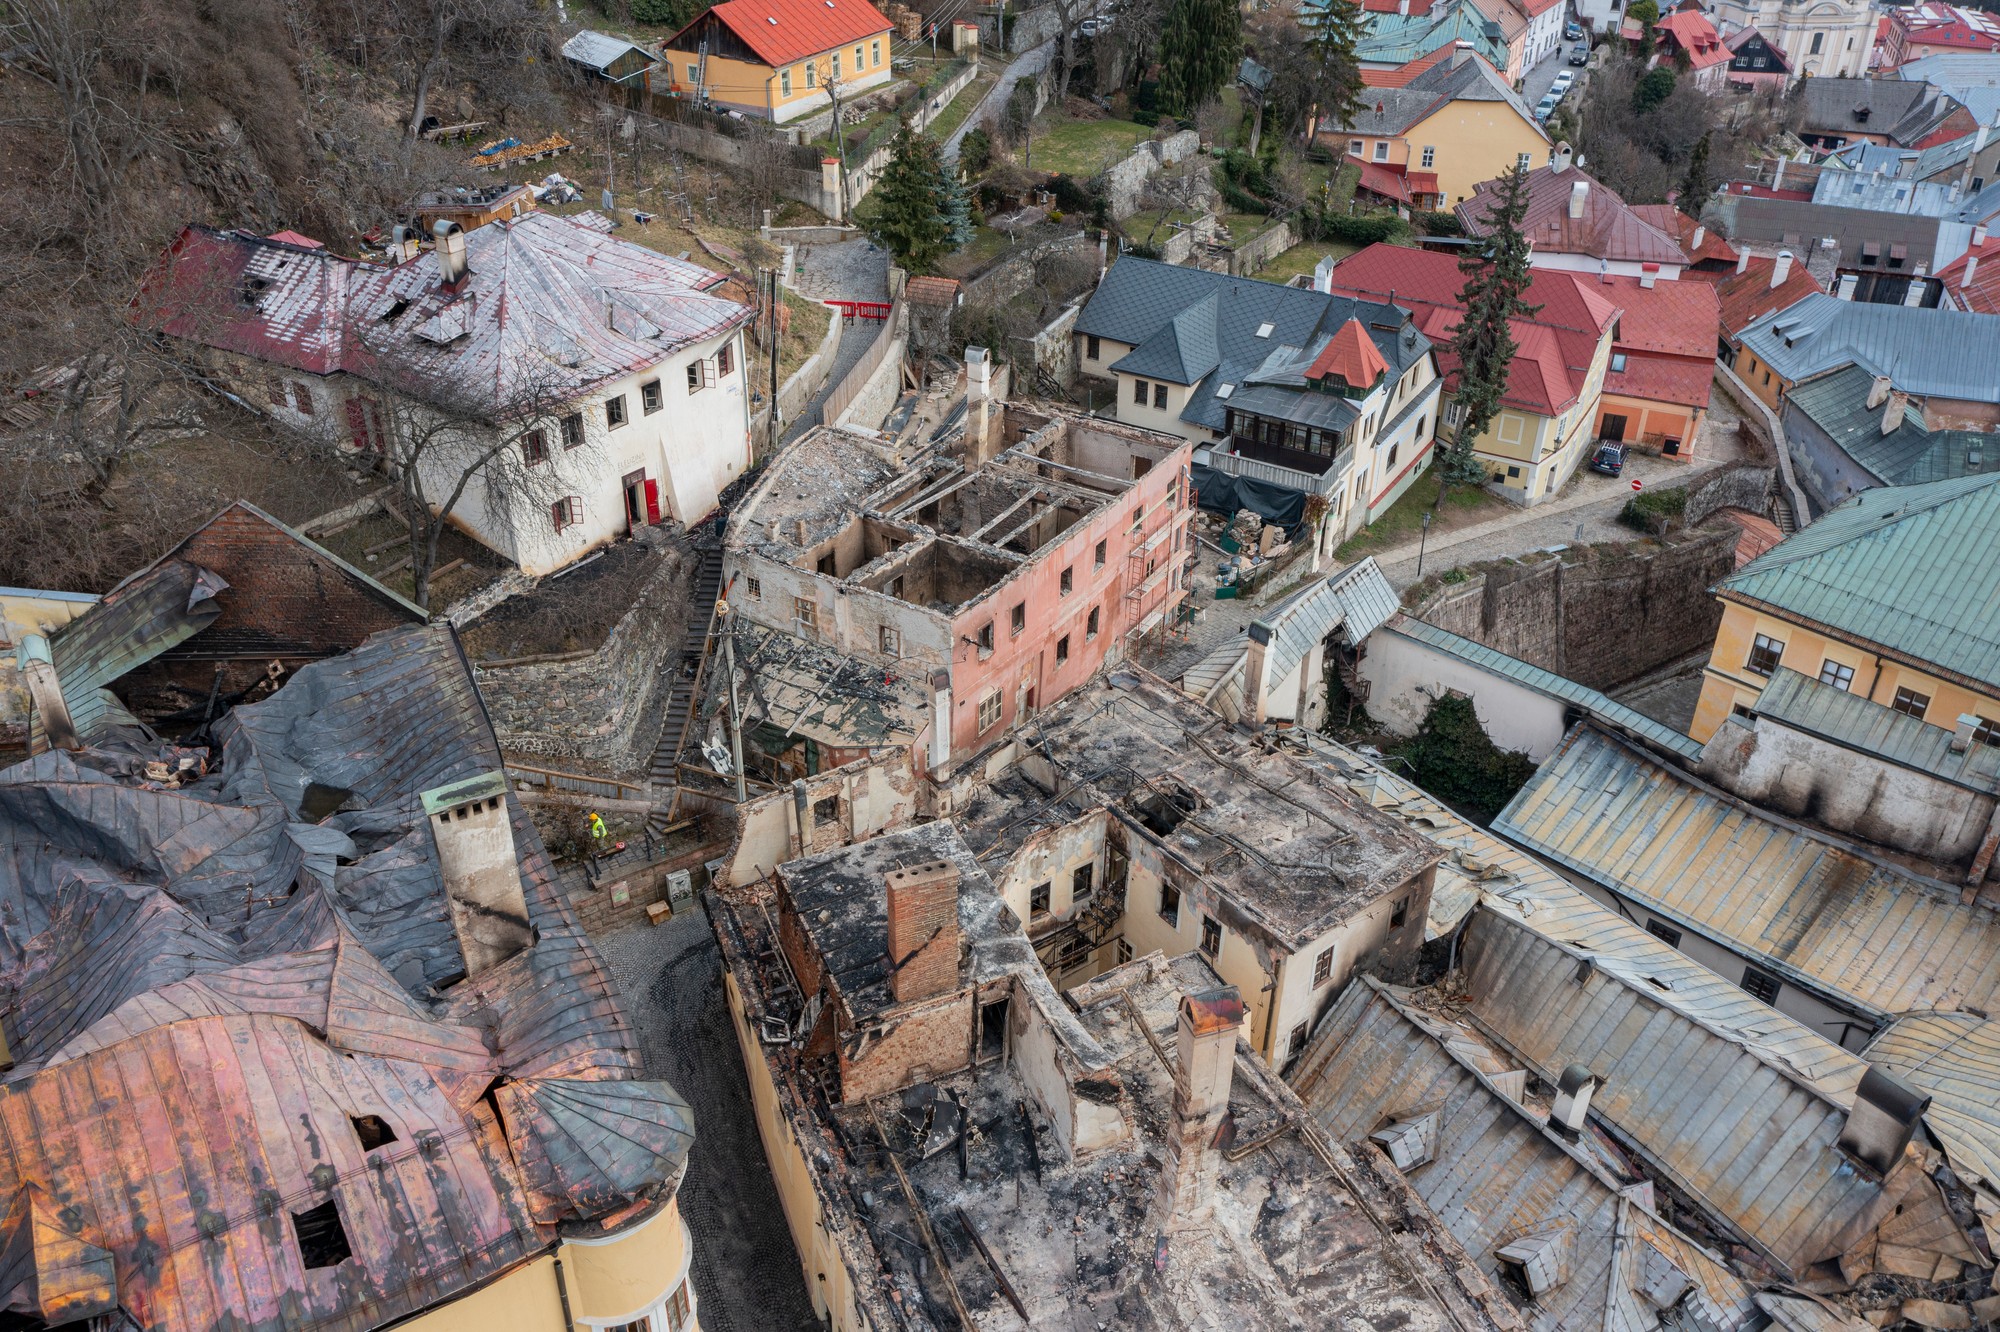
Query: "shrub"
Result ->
[[1303, 210, 1408, 245], [631, 0, 694, 22], [1391, 693, 1539, 825], [1619, 484, 1689, 534], [960, 127, 994, 177], [1413, 209, 1462, 236]]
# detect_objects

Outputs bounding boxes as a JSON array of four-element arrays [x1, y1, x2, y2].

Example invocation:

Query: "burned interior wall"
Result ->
[[722, 753, 922, 888], [838, 985, 973, 1103]]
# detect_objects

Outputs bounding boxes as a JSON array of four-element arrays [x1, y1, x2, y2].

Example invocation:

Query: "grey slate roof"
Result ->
[[1078, 258, 1431, 434], [1328, 51, 1542, 136], [1110, 292, 1221, 384], [1784, 363, 1995, 487], [1750, 666, 2000, 793], [1382, 617, 1704, 758], [1737, 293, 2000, 402], [1798, 77, 1960, 146], [1717, 472, 2000, 691], [1237, 56, 1273, 93]]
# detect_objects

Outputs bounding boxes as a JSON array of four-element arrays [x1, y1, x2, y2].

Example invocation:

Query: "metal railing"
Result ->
[[1202, 445, 1348, 497]]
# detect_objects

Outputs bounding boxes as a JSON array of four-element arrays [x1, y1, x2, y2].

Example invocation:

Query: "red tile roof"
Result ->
[[1934, 233, 2000, 314], [1323, 243, 1621, 417], [1460, 165, 1688, 267], [1713, 256, 1826, 339], [1357, 159, 1419, 204], [905, 275, 960, 307], [1360, 47, 1454, 86], [679, 0, 894, 68], [1309, 317, 1393, 387], [1655, 11, 1730, 67], [1593, 273, 1719, 357]]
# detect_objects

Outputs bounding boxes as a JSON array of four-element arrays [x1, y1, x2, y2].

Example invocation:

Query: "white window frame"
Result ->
[[1372, 140, 1390, 161], [1421, 145, 1435, 168], [781, 67, 792, 96]]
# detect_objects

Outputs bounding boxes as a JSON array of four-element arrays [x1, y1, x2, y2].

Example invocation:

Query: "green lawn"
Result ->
[[1335, 472, 1506, 562], [927, 70, 999, 144], [1256, 240, 1358, 285], [1024, 114, 1152, 177]]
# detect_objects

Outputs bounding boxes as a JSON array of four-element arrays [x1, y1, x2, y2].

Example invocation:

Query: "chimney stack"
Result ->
[[1881, 390, 1909, 434], [432, 220, 469, 289], [16, 636, 79, 752], [1243, 621, 1274, 725], [1839, 1066, 1929, 1174], [1903, 268, 1929, 307], [1976, 222, 1991, 247], [1549, 1064, 1597, 1138], [1838, 272, 1860, 300], [1963, 255, 1981, 290], [424, 772, 533, 979], [1151, 987, 1243, 1233], [1952, 714, 1982, 753], [1568, 179, 1590, 219], [929, 669, 953, 772], [1770, 249, 1793, 288], [1736, 247, 1751, 275], [1452, 39, 1472, 66], [1867, 374, 1892, 408], [1691, 224, 1706, 251], [1640, 266, 1657, 289], [1553, 141, 1574, 174], [965, 346, 994, 454], [885, 860, 963, 1005]]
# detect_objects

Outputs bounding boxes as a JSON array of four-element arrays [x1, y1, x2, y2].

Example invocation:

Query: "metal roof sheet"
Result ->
[[1493, 724, 2000, 1021], [1737, 294, 2000, 403], [1716, 471, 2000, 692], [1384, 617, 1704, 758], [1751, 665, 2000, 792], [1867, 1011, 2000, 1193], [561, 29, 659, 71], [1460, 165, 1688, 268], [1783, 363, 1995, 488], [1181, 559, 1399, 720]]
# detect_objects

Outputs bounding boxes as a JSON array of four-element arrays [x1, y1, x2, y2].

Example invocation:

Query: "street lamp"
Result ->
[[1416, 511, 1432, 578]]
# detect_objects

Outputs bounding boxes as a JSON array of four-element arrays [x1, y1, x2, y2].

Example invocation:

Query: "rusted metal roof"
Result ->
[[1495, 724, 2000, 1022], [0, 623, 692, 1332], [1866, 1011, 2000, 1213]]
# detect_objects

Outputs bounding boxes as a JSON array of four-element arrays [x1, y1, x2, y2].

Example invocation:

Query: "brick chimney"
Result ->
[[1568, 179, 1590, 220], [1243, 621, 1273, 726], [424, 772, 533, 979], [1881, 391, 1910, 435], [1770, 249, 1793, 288], [1151, 987, 1243, 1234], [885, 859, 962, 1005], [1867, 374, 1893, 409]]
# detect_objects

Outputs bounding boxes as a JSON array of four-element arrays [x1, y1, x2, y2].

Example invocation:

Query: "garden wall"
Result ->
[[1402, 526, 1737, 690], [1101, 129, 1203, 219]]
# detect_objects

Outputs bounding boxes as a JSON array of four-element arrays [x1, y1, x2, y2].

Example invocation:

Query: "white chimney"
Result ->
[[1736, 247, 1751, 274], [1773, 157, 1786, 190], [1151, 988, 1243, 1233], [1964, 255, 1981, 289], [1978, 125, 1991, 153], [1904, 272, 1928, 307], [1550, 1064, 1598, 1137], [1568, 179, 1590, 219], [1244, 621, 1273, 725], [424, 772, 533, 979], [1640, 267, 1657, 289], [1881, 391, 1909, 434], [1553, 142, 1574, 174], [1952, 714, 1981, 753], [1398, 0, 1409, 14], [965, 345, 994, 452], [1452, 39, 1474, 66], [1975, 222, 1990, 246], [1692, 224, 1706, 250], [433, 219, 469, 287], [1770, 250, 1794, 288], [1867, 374, 1892, 408]]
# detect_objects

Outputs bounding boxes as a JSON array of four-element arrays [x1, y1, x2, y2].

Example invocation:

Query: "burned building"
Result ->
[[719, 394, 1193, 776], [711, 822, 1525, 1331], [0, 611, 703, 1331], [951, 669, 1444, 1069]]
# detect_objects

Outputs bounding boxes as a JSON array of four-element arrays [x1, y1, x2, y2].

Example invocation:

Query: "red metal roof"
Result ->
[[1629, 204, 1739, 267], [1655, 11, 1730, 67], [1934, 233, 2000, 314], [676, 0, 894, 69], [1360, 47, 1454, 86], [1308, 317, 1393, 387], [1323, 243, 1621, 416], [1460, 165, 1688, 268], [1356, 159, 1418, 204], [1714, 256, 1825, 339]]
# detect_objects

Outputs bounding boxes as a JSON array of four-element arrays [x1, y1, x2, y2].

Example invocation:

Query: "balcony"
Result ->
[[1201, 439, 1352, 497]]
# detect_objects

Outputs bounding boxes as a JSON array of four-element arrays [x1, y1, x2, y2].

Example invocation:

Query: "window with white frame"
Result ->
[[1372, 140, 1389, 161], [1421, 145, 1435, 167], [977, 688, 1002, 732], [781, 67, 792, 95]]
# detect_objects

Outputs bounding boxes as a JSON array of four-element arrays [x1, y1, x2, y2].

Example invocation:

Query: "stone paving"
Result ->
[[597, 912, 822, 1332], [782, 239, 893, 443]]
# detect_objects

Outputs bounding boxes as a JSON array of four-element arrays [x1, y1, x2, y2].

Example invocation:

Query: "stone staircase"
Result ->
[[645, 536, 724, 836]]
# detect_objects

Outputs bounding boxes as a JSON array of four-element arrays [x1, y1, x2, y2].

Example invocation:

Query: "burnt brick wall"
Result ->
[[1406, 527, 1737, 690], [474, 548, 690, 777], [839, 989, 972, 1103], [565, 839, 725, 935]]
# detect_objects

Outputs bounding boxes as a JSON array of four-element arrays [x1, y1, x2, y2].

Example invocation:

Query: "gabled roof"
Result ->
[[1496, 722, 2000, 1020], [1323, 243, 1620, 417], [1077, 258, 1430, 432], [1182, 559, 1400, 718], [671, 0, 893, 68], [1713, 255, 1825, 339], [1936, 230, 2000, 312], [1784, 362, 1996, 488], [1724, 25, 1791, 69], [562, 29, 660, 73], [1308, 316, 1392, 387], [1629, 203, 1739, 266], [1351, 0, 1511, 72], [1331, 46, 1541, 134], [148, 214, 749, 408], [1737, 292, 2000, 401], [1655, 10, 1729, 68], [1360, 44, 1455, 85], [1891, 1, 2000, 52], [1750, 665, 2000, 793], [1459, 164, 1687, 266], [1797, 76, 1969, 146]]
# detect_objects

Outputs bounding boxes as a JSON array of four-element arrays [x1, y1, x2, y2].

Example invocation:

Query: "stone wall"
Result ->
[[1403, 526, 1738, 690], [1028, 302, 1083, 389], [752, 301, 843, 456], [981, 3, 1065, 52], [1101, 130, 1204, 220], [565, 838, 726, 936], [963, 230, 1096, 308], [1229, 220, 1295, 277], [473, 545, 692, 777]]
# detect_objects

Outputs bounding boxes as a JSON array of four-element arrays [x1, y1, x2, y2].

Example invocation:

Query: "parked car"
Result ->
[[1589, 441, 1627, 476], [1551, 70, 1575, 93], [1078, 15, 1112, 35], [1565, 19, 1583, 38], [1535, 93, 1561, 121], [1568, 41, 1590, 64]]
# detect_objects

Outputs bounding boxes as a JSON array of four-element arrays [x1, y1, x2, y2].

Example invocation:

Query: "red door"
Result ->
[[644, 478, 662, 525], [344, 398, 383, 452]]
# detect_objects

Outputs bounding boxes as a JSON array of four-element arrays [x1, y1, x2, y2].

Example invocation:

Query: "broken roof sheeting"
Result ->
[[495, 1077, 695, 1224], [1183, 558, 1399, 719], [0, 623, 684, 1331], [1496, 724, 2000, 1021], [1866, 1011, 2000, 1196]]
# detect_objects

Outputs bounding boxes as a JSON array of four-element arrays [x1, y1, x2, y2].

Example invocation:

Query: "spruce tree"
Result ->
[[939, 164, 975, 249], [1679, 130, 1711, 206], [1299, 0, 1367, 137], [871, 126, 952, 273], [1441, 158, 1540, 504], [1157, 0, 1242, 119]]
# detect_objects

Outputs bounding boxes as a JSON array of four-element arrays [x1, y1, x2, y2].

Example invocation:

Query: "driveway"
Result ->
[[944, 38, 1054, 162], [781, 239, 892, 444]]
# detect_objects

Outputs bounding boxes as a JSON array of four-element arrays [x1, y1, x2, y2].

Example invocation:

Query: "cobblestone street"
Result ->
[[597, 912, 821, 1332]]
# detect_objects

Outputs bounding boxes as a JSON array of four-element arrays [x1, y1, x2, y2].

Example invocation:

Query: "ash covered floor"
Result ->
[[596, 912, 820, 1332]]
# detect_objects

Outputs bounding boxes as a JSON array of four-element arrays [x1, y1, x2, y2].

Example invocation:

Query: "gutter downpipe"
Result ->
[[553, 1253, 577, 1331]]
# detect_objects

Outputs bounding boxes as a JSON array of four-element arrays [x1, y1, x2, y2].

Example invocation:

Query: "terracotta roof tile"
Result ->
[[1934, 232, 2000, 313], [1459, 165, 1687, 267], [1714, 256, 1825, 339], [1308, 317, 1393, 387], [678, 0, 893, 69]]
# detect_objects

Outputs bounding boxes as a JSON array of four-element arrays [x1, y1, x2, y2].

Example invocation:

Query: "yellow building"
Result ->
[[1318, 48, 1549, 209], [660, 0, 895, 123], [1690, 473, 2000, 744]]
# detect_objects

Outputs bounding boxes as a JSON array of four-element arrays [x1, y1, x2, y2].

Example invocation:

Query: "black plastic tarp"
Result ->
[[1190, 462, 1308, 536]]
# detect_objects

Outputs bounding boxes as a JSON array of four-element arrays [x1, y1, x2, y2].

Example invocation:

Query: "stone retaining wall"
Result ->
[[566, 838, 726, 936], [1102, 129, 1203, 220], [473, 545, 692, 777], [1403, 526, 1738, 690]]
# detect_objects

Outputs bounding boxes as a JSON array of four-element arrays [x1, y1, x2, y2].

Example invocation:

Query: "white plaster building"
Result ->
[[1710, 0, 1876, 80]]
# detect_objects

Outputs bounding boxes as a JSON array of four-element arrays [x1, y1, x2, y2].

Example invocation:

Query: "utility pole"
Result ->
[[767, 267, 782, 458], [719, 599, 748, 802]]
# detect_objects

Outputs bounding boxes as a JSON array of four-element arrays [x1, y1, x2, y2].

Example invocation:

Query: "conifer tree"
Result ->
[[939, 164, 975, 249], [1441, 158, 1540, 504], [1157, 0, 1242, 119], [1679, 130, 1712, 206], [1299, 0, 1367, 136], [871, 126, 953, 273]]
